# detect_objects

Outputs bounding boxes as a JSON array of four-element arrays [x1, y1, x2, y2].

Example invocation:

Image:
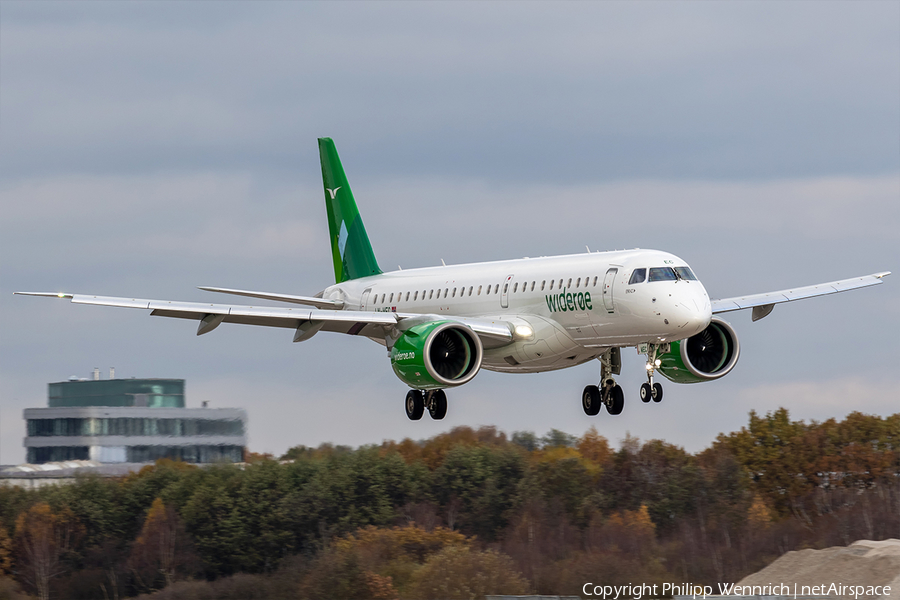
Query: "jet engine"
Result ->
[[390, 320, 483, 390], [657, 318, 740, 384]]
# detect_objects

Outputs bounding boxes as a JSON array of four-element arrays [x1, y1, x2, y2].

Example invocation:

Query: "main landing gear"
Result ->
[[405, 389, 447, 421], [582, 348, 625, 416], [582, 345, 668, 416]]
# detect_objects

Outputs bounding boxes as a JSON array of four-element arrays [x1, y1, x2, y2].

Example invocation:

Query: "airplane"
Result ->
[[17, 138, 891, 421]]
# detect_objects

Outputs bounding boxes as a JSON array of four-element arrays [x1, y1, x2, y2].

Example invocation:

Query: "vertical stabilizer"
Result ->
[[318, 138, 382, 283]]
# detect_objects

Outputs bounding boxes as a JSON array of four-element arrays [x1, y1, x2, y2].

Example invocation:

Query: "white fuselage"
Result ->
[[322, 249, 712, 373]]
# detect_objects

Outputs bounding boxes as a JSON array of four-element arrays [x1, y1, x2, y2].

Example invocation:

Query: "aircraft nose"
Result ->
[[673, 294, 711, 336]]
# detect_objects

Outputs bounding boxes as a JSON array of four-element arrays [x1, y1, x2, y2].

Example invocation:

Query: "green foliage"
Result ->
[[433, 444, 526, 540], [1, 410, 898, 595], [511, 431, 540, 451], [540, 428, 577, 449]]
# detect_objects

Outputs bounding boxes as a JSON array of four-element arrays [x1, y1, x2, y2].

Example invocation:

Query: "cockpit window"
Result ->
[[674, 267, 697, 281], [628, 268, 647, 284], [648, 267, 678, 282]]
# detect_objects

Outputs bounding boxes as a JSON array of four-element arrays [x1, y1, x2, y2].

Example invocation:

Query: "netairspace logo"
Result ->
[[582, 582, 893, 599]]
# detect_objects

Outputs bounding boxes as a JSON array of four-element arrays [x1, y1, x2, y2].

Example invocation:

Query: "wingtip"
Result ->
[[14, 292, 74, 299], [873, 271, 891, 279]]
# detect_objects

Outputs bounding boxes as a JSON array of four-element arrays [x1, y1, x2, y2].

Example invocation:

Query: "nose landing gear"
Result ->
[[641, 343, 667, 403]]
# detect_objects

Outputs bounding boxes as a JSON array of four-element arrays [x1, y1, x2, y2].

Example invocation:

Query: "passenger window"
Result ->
[[559, 279, 564, 289], [674, 267, 698, 281], [405, 292, 410, 301], [452, 288, 457, 297], [503, 283, 508, 294], [549, 280, 554, 290], [389, 293, 393, 303], [628, 268, 647, 284], [567, 278, 572, 288], [495, 284, 499, 294], [477, 285, 482, 295], [468, 286, 473, 296], [530, 281, 535, 291], [485, 285, 490, 295], [576, 278, 581, 288], [541, 280, 546, 290], [648, 267, 678, 282], [414, 291, 418, 301], [593, 276, 598, 286], [513, 283, 518, 293], [429, 290, 433, 299]]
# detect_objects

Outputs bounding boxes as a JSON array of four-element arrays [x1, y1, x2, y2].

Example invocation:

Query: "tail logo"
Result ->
[[326, 187, 342, 200]]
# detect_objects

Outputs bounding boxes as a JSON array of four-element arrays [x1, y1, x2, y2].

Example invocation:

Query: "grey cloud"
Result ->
[[1, 1, 897, 464], [2, 2, 897, 180]]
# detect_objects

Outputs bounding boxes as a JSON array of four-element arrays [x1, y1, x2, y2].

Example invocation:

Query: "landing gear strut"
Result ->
[[583, 348, 624, 416], [405, 389, 447, 421], [641, 343, 667, 403]]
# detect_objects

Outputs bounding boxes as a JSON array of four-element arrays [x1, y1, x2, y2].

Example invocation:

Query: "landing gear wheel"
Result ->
[[640, 383, 652, 403], [606, 385, 624, 415], [651, 383, 663, 403], [429, 390, 448, 420], [582, 385, 602, 416], [405, 390, 424, 420]]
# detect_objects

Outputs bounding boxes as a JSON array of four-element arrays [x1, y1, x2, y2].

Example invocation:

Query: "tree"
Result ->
[[406, 546, 528, 599], [128, 497, 195, 591], [0, 521, 11, 576], [13, 503, 81, 600]]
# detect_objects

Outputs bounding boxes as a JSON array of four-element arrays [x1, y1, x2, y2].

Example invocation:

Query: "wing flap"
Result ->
[[17, 292, 399, 335], [711, 271, 890, 316], [197, 286, 344, 309]]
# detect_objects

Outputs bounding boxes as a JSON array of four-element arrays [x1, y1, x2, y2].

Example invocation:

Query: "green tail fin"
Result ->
[[318, 138, 382, 283]]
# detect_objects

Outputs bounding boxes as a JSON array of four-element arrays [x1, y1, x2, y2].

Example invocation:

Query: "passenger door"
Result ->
[[602, 268, 618, 313], [500, 275, 514, 309], [360, 288, 372, 310]]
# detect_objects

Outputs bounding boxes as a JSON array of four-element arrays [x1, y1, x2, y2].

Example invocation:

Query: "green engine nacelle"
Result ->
[[657, 318, 741, 384], [390, 320, 484, 390]]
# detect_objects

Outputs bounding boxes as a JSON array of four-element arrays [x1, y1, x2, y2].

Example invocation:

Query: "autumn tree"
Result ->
[[406, 546, 529, 599], [13, 503, 81, 600], [128, 497, 195, 591], [0, 521, 11, 576]]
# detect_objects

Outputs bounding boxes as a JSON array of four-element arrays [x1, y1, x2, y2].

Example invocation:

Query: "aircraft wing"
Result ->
[[14, 292, 515, 345], [710, 271, 890, 322], [196, 286, 345, 309]]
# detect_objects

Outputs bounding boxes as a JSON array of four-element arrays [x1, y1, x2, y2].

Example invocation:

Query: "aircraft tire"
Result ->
[[651, 383, 663, 403], [429, 390, 448, 420], [640, 383, 652, 403], [405, 390, 424, 420], [607, 385, 625, 415], [582, 385, 602, 416]]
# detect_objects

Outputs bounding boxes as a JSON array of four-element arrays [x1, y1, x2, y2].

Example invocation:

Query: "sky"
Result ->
[[1, 1, 898, 464]]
